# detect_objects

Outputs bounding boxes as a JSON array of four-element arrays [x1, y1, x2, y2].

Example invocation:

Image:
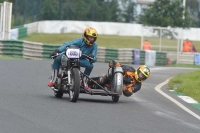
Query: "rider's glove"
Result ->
[[88, 54, 94, 63], [84, 54, 94, 62], [49, 49, 60, 59], [109, 60, 121, 68], [109, 60, 116, 68]]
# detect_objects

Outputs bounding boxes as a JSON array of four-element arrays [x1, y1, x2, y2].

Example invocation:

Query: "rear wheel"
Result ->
[[69, 68, 80, 102], [54, 77, 63, 98], [112, 95, 119, 103]]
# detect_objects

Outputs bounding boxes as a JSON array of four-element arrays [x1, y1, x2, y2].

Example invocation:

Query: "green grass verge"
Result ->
[[168, 70, 200, 103], [21, 33, 141, 49], [21, 33, 200, 51]]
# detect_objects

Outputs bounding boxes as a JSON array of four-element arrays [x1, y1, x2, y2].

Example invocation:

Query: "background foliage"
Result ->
[[140, 0, 195, 28], [1, 0, 200, 28]]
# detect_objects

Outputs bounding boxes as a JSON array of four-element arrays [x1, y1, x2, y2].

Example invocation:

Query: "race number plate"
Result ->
[[66, 49, 80, 58]]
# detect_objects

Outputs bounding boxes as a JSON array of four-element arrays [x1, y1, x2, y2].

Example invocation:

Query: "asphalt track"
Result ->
[[0, 60, 200, 133]]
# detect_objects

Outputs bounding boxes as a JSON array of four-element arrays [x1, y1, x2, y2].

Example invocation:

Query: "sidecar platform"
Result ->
[[79, 71, 122, 102], [80, 87, 120, 96]]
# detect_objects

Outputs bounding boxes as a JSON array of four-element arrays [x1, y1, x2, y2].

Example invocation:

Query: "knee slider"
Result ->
[[123, 90, 133, 97]]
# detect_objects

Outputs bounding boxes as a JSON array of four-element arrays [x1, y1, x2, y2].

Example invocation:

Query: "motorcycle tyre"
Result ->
[[54, 91, 63, 98], [69, 68, 80, 102], [112, 72, 123, 95], [112, 95, 120, 103]]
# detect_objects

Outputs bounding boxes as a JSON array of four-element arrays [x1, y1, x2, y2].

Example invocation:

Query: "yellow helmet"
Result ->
[[83, 27, 98, 46], [135, 65, 150, 82]]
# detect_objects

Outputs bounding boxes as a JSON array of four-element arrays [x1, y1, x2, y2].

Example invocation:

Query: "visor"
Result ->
[[135, 69, 148, 82], [138, 72, 147, 82], [89, 37, 97, 44]]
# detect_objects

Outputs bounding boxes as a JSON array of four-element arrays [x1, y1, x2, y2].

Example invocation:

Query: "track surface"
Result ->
[[0, 60, 200, 133]]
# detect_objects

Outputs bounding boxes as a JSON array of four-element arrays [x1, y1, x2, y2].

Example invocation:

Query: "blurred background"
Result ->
[[0, 0, 200, 28]]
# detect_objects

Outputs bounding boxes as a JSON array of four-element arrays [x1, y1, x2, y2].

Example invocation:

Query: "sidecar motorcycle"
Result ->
[[49, 45, 123, 103]]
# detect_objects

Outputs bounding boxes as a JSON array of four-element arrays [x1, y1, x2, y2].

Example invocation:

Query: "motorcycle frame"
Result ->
[[79, 66, 123, 96]]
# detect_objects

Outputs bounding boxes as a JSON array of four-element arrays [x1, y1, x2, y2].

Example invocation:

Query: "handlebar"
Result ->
[[50, 51, 65, 59], [50, 52, 94, 60]]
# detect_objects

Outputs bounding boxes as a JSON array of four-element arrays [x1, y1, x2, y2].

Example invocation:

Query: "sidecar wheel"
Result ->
[[112, 96, 119, 103], [54, 91, 63, 98]]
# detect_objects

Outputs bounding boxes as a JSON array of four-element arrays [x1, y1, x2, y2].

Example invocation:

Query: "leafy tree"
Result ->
[[185, 0, 200, 27], [94, 0, 108, 21], [81, 0, 120, 22], [61, 0, 93, 20], [140, 0, 195, 28], [106, 0, 120, 22], [120, 0, 136, 23], [59, 0, 120, 22], [41, 0, 59, 20], [0, 0, 11, 2]]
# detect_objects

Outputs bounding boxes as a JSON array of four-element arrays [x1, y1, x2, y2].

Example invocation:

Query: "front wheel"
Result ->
[[112, 95, 119, 103], [69, 68, 80, 102]]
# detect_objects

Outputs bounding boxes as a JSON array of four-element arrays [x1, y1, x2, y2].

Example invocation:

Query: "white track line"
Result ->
[[155, 78, 200, 120]]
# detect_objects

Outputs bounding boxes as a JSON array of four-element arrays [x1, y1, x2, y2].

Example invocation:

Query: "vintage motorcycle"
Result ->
[[50, 45, 81, 102], [49, 46, 124, 103]]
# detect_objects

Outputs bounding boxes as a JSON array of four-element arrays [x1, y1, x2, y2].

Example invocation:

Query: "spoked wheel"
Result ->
[[112, 95, 120, 103], [69, 68, 80, 102], [54, 91, 63, 98], [54, 77, 63, 98]]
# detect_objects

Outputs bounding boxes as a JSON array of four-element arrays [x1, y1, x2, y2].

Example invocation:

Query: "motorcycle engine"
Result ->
[[61, 55, 68, 67]]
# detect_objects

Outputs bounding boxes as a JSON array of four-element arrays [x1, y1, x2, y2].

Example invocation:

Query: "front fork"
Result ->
[[67, 70, 71, 85]]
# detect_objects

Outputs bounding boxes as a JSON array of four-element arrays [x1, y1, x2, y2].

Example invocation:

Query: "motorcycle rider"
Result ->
[[48, 27, 98, 90], [89, 60, 150, 97]]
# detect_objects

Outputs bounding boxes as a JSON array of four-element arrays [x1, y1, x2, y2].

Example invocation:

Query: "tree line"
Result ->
[[0, 0, 199, 28]]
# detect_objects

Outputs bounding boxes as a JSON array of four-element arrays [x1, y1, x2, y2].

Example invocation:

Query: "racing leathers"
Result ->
[[90, 63, 141, 97], [121, 65, 141, 96], [52, 38, 97, 75]]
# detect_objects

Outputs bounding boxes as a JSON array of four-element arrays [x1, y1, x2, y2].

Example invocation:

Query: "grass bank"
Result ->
[[168, 69, 200, 103], [21, 33, 141, 49], [21, 33, 200, 51]]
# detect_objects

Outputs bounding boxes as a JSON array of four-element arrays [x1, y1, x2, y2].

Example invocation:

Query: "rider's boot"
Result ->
[[81, 75, 91, 91], [85, 78, 91, 91], [48, 69, 58, 87]]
